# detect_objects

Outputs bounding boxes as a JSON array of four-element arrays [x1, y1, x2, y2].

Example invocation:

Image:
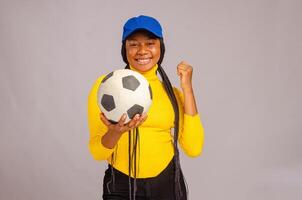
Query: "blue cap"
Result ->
[[122, 15, 163, 41]]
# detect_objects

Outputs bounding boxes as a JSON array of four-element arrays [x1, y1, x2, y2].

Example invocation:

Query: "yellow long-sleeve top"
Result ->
[[88, 64, 204, 178]]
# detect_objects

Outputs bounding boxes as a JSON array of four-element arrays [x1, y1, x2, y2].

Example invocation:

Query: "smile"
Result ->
[[136, 58, 151, 65]]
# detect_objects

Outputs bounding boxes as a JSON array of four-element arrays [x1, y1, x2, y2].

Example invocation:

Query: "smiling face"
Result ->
[[125, 31, 161, 72]]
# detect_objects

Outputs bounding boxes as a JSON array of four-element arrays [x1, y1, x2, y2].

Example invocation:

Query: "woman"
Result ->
[[88, 15, 205, 200]]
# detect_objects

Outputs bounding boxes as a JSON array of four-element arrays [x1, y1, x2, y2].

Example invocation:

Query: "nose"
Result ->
[[137, 44, 148, 55]]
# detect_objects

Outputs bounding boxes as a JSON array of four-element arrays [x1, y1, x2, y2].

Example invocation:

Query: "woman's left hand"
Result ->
[[177, 61, 193, 91]]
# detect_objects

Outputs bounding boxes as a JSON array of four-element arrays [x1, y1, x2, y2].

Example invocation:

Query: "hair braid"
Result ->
[[157, 65, 184, 200]]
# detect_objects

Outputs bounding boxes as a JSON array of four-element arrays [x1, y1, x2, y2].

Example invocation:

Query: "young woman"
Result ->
[[88, 15, 205, 200]]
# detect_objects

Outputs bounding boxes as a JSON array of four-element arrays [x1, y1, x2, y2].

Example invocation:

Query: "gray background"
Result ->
[[1, 0, 301, 199]]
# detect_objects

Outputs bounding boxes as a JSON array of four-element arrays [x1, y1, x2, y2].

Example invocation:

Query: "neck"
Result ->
[[129, 64, 159, 81]]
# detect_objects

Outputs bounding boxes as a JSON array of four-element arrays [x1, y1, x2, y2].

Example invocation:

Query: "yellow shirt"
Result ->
[[87, 64, 205, 178]]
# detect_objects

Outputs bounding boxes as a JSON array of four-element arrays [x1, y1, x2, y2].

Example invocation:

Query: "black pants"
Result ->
[[103, 158, 187, 200]]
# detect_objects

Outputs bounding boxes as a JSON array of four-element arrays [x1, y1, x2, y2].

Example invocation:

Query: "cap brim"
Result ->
[[123, 28, 162, 41]]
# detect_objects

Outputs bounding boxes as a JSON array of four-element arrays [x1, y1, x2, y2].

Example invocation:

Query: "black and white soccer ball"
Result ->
[[97, 69, 153, 124]]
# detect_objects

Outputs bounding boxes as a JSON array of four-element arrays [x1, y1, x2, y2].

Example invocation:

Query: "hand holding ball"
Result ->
[[97, 69, 152, 125]]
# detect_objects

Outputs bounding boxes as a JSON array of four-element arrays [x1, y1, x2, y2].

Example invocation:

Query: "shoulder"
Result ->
[[90, 74, 107, 89], [88, 74, 108, 99], [93, 74, 107, 85]]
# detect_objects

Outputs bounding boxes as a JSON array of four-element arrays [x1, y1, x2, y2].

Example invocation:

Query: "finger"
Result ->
[[177, 67, 188, 73], [138, 117, 147, 126], [177, 67, 187, 74], [178, 62, 189, 67], [178, 67, 193, 75], [100, 113, 111, 126], [135, 114, 143, 126], [135, 113, 148, 127], [178, 69, 188, 77], [134, 114, 140, 121], [177, 63, 186, 68], [141, 113, 148, 122], [138, 113, 147, 122], [118, 113, 127, 127], [178, 68, 187, 74], [178, 61, 191, 67], [180, 60, 189, 65], [178, 64, 191, 70], [140, 112, 147, 119], [127, 120, 135, 129], [134, 115, 142, 127], [127, 114, 140, 128]]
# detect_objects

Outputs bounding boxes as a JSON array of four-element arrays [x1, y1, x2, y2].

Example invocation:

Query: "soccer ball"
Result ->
[[97, 69, 152, 124]]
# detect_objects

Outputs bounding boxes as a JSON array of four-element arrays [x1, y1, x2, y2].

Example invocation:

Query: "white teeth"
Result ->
[[137, 59, 151, 64]]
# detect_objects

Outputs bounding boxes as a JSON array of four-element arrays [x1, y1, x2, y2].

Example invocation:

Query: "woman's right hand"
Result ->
[[100, 112, 148, 135]]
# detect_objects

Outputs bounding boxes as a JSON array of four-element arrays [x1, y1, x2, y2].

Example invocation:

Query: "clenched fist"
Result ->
[[177, 61, 194, 91]]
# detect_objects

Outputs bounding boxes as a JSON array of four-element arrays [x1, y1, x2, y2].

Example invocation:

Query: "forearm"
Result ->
[[182, 87, 198, 115], [101, 130, 123, 149]]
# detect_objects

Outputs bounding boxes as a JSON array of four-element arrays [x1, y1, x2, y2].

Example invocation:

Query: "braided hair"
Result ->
[[119, 31, 187, 200]]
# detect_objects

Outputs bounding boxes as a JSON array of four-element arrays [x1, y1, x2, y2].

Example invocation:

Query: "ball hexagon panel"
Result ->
[[122, 75, 140, 91], [101, 94, 116, 112], [127, 104, 144, 119]]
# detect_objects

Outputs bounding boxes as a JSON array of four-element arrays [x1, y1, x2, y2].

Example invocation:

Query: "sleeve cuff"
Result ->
[[183, 113, 203, 133], [89, 139, 116, 160]]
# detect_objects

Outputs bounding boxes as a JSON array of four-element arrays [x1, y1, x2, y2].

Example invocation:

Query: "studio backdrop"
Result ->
[[0, 0, 301, 199]]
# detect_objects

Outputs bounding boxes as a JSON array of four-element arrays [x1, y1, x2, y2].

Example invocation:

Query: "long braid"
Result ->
[[127, 127, 140, 200], [128, 130, 132, 200], [106, 142, 118, 194], [157, 65, 185, 200], [124, 64, 140, 200], [132, 127, 139, 200]]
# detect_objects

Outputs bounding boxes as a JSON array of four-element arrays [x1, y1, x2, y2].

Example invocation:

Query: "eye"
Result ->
[[147, 41, 155, 46], [127, 41, 139, 47], [129, 43, 138, 47]]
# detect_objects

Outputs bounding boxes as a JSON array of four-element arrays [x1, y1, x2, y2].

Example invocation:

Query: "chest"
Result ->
[[142, 81, 175, 130]]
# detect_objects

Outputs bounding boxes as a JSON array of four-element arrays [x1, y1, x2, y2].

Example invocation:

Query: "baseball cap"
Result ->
[[122, 15, 163, 41]]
